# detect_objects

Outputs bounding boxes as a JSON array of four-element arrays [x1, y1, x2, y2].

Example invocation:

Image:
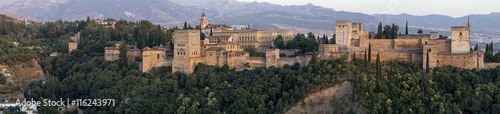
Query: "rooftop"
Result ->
[[224, 51, 249, 55], [205, 47, 226, 51], [217, 41, 237, 45], [205, 35, 232, 39]]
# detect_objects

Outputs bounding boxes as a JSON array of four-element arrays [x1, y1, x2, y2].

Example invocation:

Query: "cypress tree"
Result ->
[[368, 43, 372, 62], [210, 28, 213, 36], [332, 34, 336, 44], [364, 48, 367, 67], [376, 52, 381, 76], [119, 41, 129, 68], [486, 44, 490, 52], [377, 22, 383, 39], [353, 52, 356, 62], [317, 36, 321, 44], [426, 49, 430, 70], [137, 29, 147, 49], [183, 21, 188, 29], [324, 35, 329, 44], [405, 20, 408, 35], [310, 50, 317, 64], [491, 41, 494, 52]]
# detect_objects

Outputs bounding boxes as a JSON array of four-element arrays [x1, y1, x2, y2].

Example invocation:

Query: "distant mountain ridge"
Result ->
[[1, 0, 499, 34], [0, 0, 199, 25]]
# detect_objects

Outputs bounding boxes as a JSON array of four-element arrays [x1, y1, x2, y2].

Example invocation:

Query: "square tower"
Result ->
[[336, 21, 352, 47], [451, 26, 470, 53], [173, 30, 201, 74]]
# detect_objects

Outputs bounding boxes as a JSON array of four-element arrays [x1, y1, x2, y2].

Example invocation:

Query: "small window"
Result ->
[[157, 54, 160, 59], [425, 41, 428, 44], [460, 32, 462, 35], [429, 49, 432, 53]]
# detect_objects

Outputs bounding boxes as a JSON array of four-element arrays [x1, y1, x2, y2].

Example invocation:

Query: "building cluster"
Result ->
[[105, 13, 305, 74], [319, 18, 492, 70], [105, 13, 495, 74]]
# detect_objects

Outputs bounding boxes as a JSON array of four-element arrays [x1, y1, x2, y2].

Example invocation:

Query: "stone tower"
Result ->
[[451, 26, 470, 53], [265, 49, 280, 68], [335, 21, 352, 47], [173, 30, 201, 74], [200, 12, 208, 29]]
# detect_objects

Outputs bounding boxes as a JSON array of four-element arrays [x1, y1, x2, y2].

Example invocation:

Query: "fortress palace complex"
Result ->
[[319, 18, 487, 70], [105, 13, 493, 74]]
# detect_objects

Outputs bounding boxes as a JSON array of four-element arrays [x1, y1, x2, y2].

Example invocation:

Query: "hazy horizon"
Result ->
[[237, 0, 500, 18], [1, 0, 499, 18]]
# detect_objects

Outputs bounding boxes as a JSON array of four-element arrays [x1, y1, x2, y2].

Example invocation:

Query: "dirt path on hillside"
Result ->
[[285, 81, 366, 114]]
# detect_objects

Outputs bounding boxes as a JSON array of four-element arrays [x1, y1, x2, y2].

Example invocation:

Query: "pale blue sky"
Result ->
[[2, 0, 498, 17], [238, 0, 500, 17]]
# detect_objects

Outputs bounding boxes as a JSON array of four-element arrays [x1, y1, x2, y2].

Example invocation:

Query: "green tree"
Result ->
[[324, 35, 329, 44], [417, 29, 423, 34], [183, 21, 188, 29], [166, 30, 173, 43], [47, 23, 56, 38], [273, 35, 285, 49], [137, 29, 147, 49], [383, 25, 392, 39], [86, 16, 91, 24], [310, 50, 318, 64], [376, 53, 381, 76], [486, 44, 489, 52], [377, 22, 383, 39], [307, 32, 315, 39], [405, 20, 408, 35], [364, 48, 367, 67], [474, 44, 478, 50], [153, 25, 165, 46], [368, 43, 372, 62], [200, 27, 206, 40], [426, 49, 429, 70], [353, 52, 356, 62], [330, 34, 336, 44], [119, 42, 129, 68], [391, 23, 399, 39], [210, 28, 213, 36]]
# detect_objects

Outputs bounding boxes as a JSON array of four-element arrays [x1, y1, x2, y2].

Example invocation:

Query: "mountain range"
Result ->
[[1, 0, 499, 37]]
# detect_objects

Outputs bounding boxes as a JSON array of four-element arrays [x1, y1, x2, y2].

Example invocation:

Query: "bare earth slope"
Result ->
[[286, 81, 366, 114]]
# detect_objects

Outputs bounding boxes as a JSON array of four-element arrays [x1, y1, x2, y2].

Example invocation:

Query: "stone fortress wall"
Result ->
[[320, 19, 488, 70], [104, 14, 498, 74]]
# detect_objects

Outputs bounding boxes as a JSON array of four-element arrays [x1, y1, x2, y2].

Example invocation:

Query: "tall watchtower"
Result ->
[[173, 30, 201, 74], [335, 21, 352, 47], [450, 26, 470, 53], [200, 12, 208, 29]]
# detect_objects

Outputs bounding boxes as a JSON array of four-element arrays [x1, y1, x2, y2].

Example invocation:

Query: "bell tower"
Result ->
[[200, 11, 208, 29]]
